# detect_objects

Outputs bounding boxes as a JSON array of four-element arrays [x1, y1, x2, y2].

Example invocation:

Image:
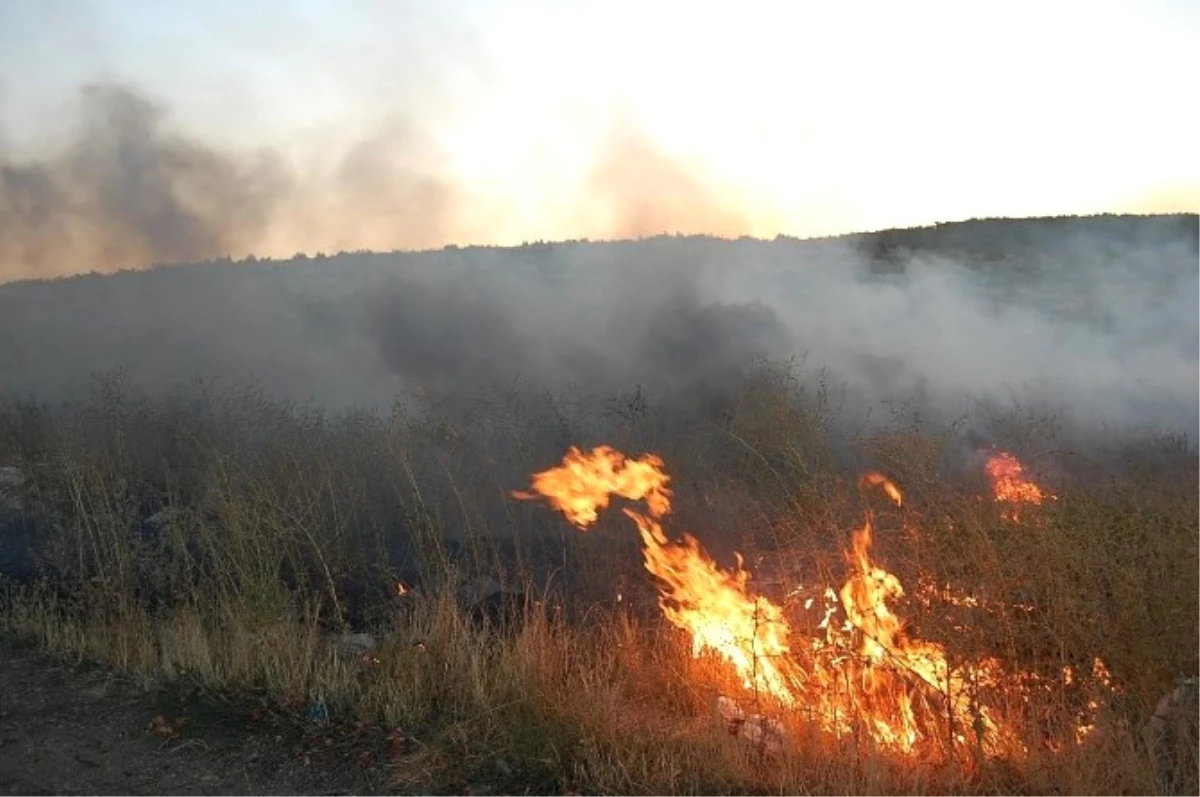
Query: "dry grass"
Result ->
[[0, 366, 1196, 794]]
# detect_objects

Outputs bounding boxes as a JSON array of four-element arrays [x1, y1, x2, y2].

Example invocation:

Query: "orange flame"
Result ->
[[983, 450, 1052, 519], [512, 445, 671, 526], [624, 508, 802, 704], [862, 472, 903, 507], [515, 445, 1103, 759], [513, 446, 799, 703]]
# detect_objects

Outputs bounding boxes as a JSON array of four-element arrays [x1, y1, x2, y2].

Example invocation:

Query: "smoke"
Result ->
[[286, 116, 473, 256], [3, 212, 1196, 452], [2, 212, 1196, 453], [365, 242, 792, 415], [579, 126, 752, 240], [787, 221, 1200, 445], [0, 84, 757, 283], [0, 84, 474, 283], [0, 81, 1195, 453], [0, 84, 288, 281], [338, 129, 450, 245], [367, 277, 529, 393]]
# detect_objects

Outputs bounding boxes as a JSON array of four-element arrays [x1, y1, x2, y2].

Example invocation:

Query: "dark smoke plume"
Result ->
[[365, 251, 793, 411], [0, 83, 474, 283], [1, 84, 286, 281]]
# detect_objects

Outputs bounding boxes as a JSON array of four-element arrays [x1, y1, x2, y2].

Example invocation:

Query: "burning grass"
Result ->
[[512, 446, 1112, 762], [0, 367, 1196, 794]]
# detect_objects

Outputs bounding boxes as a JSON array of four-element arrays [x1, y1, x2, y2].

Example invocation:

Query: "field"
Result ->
[[1, 362, 1196, 795], [2, 0, 1197, 787]]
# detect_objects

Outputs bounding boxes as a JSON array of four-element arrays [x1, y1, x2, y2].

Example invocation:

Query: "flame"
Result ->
[[513, 446, 799, 703], [862, 472, 903, 507], [838, 518, 1011, 751], [1073, 658, 1114, 744], [515, 445, 1104, 760], [624, 508, 802, 704], [983, 450, 1053, 520], [512, 445, 671, 526]]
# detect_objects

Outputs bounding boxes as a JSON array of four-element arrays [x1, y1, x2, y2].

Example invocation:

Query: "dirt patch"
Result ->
[[0, 640, 394, 795]]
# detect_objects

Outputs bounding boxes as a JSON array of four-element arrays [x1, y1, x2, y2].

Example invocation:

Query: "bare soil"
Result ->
[[0, 640, 396, 795]]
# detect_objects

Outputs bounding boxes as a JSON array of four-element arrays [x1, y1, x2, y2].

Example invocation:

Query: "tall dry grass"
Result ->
[[0, 365, 1195, 794]]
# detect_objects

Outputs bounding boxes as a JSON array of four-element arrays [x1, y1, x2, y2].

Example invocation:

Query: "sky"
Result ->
[[1, 0, 1197, 261]]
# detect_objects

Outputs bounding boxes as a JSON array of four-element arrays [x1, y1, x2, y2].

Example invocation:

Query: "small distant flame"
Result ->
[[1071, 658, 1115, 744], [395, 580, 411, 597], [862, 472, 903, 507], [984, 451, 1044, 503], [982, 450, 1053, 520]]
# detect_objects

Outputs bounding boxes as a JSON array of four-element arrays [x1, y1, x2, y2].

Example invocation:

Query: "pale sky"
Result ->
[[1, 0, 1197, 252]]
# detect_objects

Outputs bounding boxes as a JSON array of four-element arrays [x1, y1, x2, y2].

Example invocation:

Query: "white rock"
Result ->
[[1142, 677, 1199, 788], [332, 632, 378, 655], [718, 695, 788, 754], [0, 466, 24, 513]]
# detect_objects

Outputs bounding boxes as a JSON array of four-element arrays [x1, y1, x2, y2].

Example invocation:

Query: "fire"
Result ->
[[624, 509, 801, 704], [515, 445, 1102, 760], [512, 445, 671, 526], [838, 517, 1008, 751], [861, 471, 903, 507], [983, 450, 1053, 519], [513, 445, 800, 703]]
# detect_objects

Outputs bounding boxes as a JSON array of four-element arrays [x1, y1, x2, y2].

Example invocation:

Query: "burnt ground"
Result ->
[[0, 640, 403, 796]]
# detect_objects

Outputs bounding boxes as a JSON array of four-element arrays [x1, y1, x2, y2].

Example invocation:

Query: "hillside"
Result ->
[[1, 214, 1196, 442]]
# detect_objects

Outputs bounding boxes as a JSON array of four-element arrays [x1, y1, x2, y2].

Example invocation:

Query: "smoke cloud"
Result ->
[[2, 213, 1194, 454], [0, 84, 288, 281], [0, 84, 759, 283], [0, 84, 1195, 455], [0, 84, 488, 283], [579, 126, 753, 240]]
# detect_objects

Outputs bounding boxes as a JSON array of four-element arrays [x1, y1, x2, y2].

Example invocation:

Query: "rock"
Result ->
[[1142, 677, 1199, 791], [457, 576, 503, 606], [143, 508, 184, 531], [717, 695, 788, 754], [0, 466, 23, 488], [139, 507, 188, 541], [458, 576, 528, 630], [308, 695, 329, 725], [0, 466, 25, 514], [332, 633, 378, 656]]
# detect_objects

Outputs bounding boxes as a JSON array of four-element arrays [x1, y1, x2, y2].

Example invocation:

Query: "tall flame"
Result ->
[[514, 446, 800, 703], [515, 445, 1099, 759]]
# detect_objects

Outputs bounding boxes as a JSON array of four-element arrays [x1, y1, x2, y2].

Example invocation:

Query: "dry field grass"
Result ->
[[0, 366, 1195, 794]]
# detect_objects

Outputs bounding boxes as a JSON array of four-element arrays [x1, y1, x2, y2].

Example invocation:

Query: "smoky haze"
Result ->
[[1, 213, 1197, 453], [0, 83, 764, 283], [0, 84, 287, 281], [0, 84, 485, 282], [0, 86, 1196, 452]]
